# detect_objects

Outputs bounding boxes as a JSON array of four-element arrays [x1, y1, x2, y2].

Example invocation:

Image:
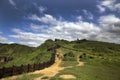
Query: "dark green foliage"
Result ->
[[64, 52, 75, 57], [80, 53, 94, 61], [76, 39, 87, 43], [55, 39, 70, 46], [38, 39, 55, 50], [41, 76, 49, 79], [63, 52, 75, 61]]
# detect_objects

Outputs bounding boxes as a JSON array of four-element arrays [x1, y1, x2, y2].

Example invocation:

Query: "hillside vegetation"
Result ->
[[0, 39, 120, 80], [51, 39, 120, 80], [0, 39, 55, 68]]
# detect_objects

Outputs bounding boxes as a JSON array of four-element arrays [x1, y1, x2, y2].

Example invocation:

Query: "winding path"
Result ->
[[1, 49, 85, 80], [33, 49, 65, 80], [77, 55, 84, 66]]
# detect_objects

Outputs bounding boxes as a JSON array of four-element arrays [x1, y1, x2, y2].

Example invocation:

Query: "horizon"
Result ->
[[0, 38, 119, 48], [0, 0, 120, 47]]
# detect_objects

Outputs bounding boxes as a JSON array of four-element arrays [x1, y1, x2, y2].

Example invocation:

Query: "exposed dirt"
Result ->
[[33, 52, 85, 80], [59, 74, 76, 79], [33, 49, 68, 80], [1, 49, 69, 80], [76, 55, 84, 66], [1, 76, 19, 80], [1, 50, 85, 80]]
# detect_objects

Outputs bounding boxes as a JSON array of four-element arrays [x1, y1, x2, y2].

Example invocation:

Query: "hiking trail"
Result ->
[[33, 49, 66, 80], [1, 49, 85, 80]]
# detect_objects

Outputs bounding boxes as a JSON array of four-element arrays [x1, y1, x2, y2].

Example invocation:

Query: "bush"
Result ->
[[63, 52, 75, 61], [89, 56, 94, 59]]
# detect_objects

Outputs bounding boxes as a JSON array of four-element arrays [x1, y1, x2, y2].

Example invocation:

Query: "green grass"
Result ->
[[60, 61, 78, 67], [0, 39, 55, 68], [16, 74, 42, 80], [50, 41, 120, 80], [1, 39, 120, 80], [51, 59, 120, 80]]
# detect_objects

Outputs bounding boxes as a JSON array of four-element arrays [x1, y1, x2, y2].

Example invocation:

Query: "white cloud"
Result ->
[[11, 14, 120, 47], [29, 14, 100, 36], [32, 3, 47, 14], [9, 0, 16, 6], [83, 9, 94, 20], [97, 14, 120, 43], [10, 28, 51, 47], [115, 3, 120, 11], [98, 0, 120, 12], [30, 24, 48, 33], [77, 16, 83, 21], [97, 5, 106, 13], [38, 6, 47, 13], [101, 0, 115, 7], [29, 14, 58, 25], [0, 35, 8, 43], [0, 32, 14, 44], [99, 14, 120, 24], [99, 15, 120, 33], [10, 14, 100, 47], [0, 35, 13, 44]]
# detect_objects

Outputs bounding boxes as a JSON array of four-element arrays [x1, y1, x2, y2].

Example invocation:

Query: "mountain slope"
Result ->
[[0, 39, 120, 68], [0, 40, 55, 68], [1, 39, 120, 80]]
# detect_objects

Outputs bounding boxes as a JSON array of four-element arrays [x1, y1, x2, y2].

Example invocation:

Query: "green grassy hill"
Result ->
[[0, 39, 55, 68], [0, 39, 120, 80], [51, 39, 120, 80], [54, 39, 120, 61], [0, 43, 35, 56]]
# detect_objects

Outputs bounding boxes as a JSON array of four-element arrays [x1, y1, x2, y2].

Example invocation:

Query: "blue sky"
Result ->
[[0, 0, 120, 47]]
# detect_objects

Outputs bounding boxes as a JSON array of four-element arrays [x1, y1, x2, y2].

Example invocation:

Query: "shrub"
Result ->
[[63, 52, 75, 61]]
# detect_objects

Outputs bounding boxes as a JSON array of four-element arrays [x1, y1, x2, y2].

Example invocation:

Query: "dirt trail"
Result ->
[[1, 76, 17, 80], [58, 54, 84, 80], [1, 49, 64, 80], [33, 53, 85, 80], [59, 74, 76, 79], [1, 50, 85, 80], [76, 55, 84, 66], [33, 49, 66, 80]]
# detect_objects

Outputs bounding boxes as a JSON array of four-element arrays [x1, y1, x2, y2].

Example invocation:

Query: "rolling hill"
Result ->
[[0, 39, 120, 80], [0, 39, 55, 68]]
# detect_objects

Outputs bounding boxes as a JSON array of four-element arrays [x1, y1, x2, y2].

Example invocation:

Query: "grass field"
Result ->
[[0, 39, 120, 80], [50, 40, 120, 80], [0, 39, 55, 68], [51, 59, 120, 80]]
